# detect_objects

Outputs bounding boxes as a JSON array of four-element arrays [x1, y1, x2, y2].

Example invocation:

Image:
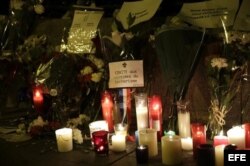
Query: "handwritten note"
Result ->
[[109, 60, 144, 88]]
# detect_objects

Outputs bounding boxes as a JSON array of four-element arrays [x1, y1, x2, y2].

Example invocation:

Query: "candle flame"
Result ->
[[35, 90, 41, 97]]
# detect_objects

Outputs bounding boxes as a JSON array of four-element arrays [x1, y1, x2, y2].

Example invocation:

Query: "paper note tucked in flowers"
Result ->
[[177, 0, 238, 28], [233, 0, 250, 31], [67, 10, 103, 54], [116, 0, 162, 30], [108, 60, 144, 88]]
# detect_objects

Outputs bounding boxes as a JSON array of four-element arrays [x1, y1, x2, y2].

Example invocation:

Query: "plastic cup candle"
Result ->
[[181, 137, 193, 151], [55, 128, 73, 152], [134, 93, 148, 130], [114, 123, 128, 136], [136, 145, 149, 164], [148, 95, 163, 141], [191, 123, 206, 159], [92, 130, 109, 155], [32, 86, 44, 114], [139, 128, 158, 157], [227, 126, 245, 149], [213, 131, 229, 146], [161, 135, 182, 165], [101, 91, 114, 132], [177, 100, 191, 138], [110, 134, 126, 152]]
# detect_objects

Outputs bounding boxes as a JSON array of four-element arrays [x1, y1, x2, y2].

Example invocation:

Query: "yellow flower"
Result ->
[[91, 72, 102, 82], [211, 57, 228, 69], [80, 66, 93, 75]]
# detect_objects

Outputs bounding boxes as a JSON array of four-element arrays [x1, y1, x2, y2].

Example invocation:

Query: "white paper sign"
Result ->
[[67, 10, 103, 54], [116, 0, 162, 30], [178, 0, 239, 28], [109, 60, 144, 88], [233, 0, 250, 31]]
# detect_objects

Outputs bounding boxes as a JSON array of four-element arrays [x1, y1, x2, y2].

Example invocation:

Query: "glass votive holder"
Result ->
[[114, 123, 128, 136], [92, 130, 109, 156], [136, 145, 149, 164], [191, 123, 206, 159], [89, 120, 109, 138], [196, 144, 215, 166], [55, 128, 73, 152]]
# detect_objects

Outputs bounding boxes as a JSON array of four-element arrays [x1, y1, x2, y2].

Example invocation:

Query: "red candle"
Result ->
[[101, 91, 114, 132], [213, 131, 229, 146], [92, 130, 109, 155], [242, 123, 250, 148], [148, 95, 162, 141], [191, 123, 206, 159], [32, 86, 44, 114]]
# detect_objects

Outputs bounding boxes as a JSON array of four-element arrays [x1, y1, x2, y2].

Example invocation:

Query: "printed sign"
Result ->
[[178, 0, 239, 28], [109, 60, 144, 88], [116, 0, 162, 30], [233, 0, 250, 31]]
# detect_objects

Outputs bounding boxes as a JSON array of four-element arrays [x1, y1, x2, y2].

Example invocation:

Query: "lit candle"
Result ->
[[88, 120, 108, 138], [110, 134, 126, 152], [181, 137, 193, 151], [114, 123, 128, 137], [148, 95, 162, 141], [101, 91, 114, 132], [177, 100, 191, 138], [191, 123, 206, 159], [32, 86, 44, 114], [92, 130, 109, 155], [136, 145, 149, 164], [139, 128, 158, 157], [55, 128, 73, 152], [213, 131, 229, 146], [227, 126, 245, 149], [134, 93, 148, 130], [215, 144, 226, 166], [196, 144, 215, 166], [242, 123, 250, 148], [164, 130, 176, 136], [161, 135, 182, 165]]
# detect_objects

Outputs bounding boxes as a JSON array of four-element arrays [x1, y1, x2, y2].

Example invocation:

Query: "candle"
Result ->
[[92, 130, 109, 155], [213, 131, 229, 146], [136, 145, 149, 164], [227, 126, 245, 149], [215, 144, 226, 166], [181, 137, 193, 150], [242, 123, 250, 148], [139, 128, 158, 157], [114, 123, 128, 137], [161, 135, 182, 165], [134, 93, 148, 130], [164, 130, 176, 136], [148, 95, 162, 141], [177, 100, 191, 138], [110, 134, 126, 152], [196, 144, 215, 166], [32, 86, 44, 114], [89, 120, 108, 138], [101, 91, 114, 132], [191, 123, 206, 159], [55, 128, 73, 152]]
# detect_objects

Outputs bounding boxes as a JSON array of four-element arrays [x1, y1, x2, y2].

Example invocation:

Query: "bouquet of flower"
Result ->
[[206, 31, 250, 137]]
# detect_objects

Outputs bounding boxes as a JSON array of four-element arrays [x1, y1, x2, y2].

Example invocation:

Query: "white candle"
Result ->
[[227, 126, 245, 149], [139, 128, 158, 157], [161, 135, 182, 165], [89, 120, 109, 138], [114, 123, 128, 137], [135, 93, 148, 130], [55, 128, 73, 152], [181, 137, 193, 151], [178, 111, 191, 137], [110, 135, 126, 152], [215, 144, 226, 166]]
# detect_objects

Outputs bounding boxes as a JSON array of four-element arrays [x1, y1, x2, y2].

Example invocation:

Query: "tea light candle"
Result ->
[[227, 126, 245, 149], [181, 137, 193, 150], [111, 134, 126, 152], [136, 145, 149, 164], [134, 93, 148, 130], [148, 95, 163, 141], [213, 131, 229, 146], [92, 130, 109, 155], [55, 128, 73, 152], [215, 144, 226, 166], [101, 91, 114, 132], [139, 128, 158, 157], [161, 135, 182, 165]]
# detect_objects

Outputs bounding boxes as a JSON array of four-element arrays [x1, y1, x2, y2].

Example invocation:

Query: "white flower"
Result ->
[[81, 66, 93, 75], [211, 58, 228, 69], [72, 128, 83, 144], [91, 72, 102, 82], [50, 89, 58, 97], [34, 4, 45, 14], [28, 116, 48, 132], [94, 58, 104, 69]]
